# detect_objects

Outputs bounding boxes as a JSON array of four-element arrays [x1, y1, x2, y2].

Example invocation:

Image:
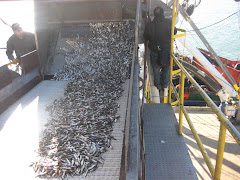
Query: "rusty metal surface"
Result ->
[[0, 69, 41, 115], [35, 0, 120, 2], [0, 51, 41, 114], [47, 1, 122, 23], [21, 50, 40, 74], [0, 65, 13, 90], [0, 65, 21, 90]]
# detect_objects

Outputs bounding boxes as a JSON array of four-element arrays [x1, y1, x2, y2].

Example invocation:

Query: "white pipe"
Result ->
[[177, 36, 237, 97]]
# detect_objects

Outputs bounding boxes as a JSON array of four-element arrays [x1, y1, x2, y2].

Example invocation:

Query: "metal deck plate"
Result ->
[[143, 103, 198, 180]]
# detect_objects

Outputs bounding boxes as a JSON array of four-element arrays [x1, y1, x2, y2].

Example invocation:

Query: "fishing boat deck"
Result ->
[[0, 80, 129, 180], [174, 107, 240, 180]]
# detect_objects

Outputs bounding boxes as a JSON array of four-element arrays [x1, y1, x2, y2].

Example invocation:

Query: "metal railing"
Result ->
[[170, 55, 240, 179], [142, 0, 240, 179], [167, 1, 240, 179], [122, 0, 144, 179]]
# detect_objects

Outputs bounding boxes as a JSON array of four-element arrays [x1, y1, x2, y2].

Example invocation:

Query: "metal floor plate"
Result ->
[[143, 103, 198, 180]]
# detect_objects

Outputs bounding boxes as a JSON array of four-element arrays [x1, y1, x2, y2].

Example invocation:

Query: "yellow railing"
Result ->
[[167, 1, 240, 179], [170, 55, 240, 179], [144, 49, 155, 104], [143, 0, 240, 179], [168, 0, 180, 104]]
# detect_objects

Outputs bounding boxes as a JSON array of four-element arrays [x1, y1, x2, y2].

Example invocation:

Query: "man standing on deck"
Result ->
[[6, 23, 36, 73], [144, 6, 177, 97]]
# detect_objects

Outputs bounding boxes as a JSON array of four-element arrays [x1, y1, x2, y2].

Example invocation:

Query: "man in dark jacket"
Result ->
[[144, 6, 177, 95], [6, 23, 36, 62]]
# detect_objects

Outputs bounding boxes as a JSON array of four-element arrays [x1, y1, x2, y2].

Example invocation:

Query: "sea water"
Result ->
[[176, 0, 240, 60], [0, 0, 240, 66]]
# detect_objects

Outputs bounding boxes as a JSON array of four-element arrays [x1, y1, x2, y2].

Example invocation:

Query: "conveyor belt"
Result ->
[[0, 80, 129, 180], [143, 103, 198, 180]]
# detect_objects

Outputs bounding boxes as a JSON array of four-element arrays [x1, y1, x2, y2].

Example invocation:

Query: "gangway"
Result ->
[[143, 103, 197, 179], [138, 1, 240, 180]]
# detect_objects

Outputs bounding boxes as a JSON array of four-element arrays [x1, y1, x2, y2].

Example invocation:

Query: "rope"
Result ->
[[0, 17, 11, 28], [187, 10, 240, 32], [179, 18, 184, 29], [195, 0, 201, 7], [183, 24, 204, 49], [212, 15, 236, 30]]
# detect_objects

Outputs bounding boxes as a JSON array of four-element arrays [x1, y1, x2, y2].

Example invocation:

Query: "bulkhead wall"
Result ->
[[34, 0, 137, 74]]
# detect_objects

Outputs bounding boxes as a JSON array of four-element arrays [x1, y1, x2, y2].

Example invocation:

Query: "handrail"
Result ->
[[122, 0, 144, 179], [144, 50, 153, 103], [169, 1, 240, 179], [173, 28, 186, 38], [170, 81, 215, 176], [171, 54, 240, 180], [169, 0, 180, 103], [143, 1, 240, 179], [172, 55, 240, 144]]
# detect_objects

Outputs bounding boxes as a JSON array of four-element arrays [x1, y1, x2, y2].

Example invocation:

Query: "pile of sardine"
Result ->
[[31, 21, 134, 179]]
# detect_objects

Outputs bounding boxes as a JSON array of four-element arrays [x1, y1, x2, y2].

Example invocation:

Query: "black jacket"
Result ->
[[6, 32, 36, 60], [144, 17, 177, 52]]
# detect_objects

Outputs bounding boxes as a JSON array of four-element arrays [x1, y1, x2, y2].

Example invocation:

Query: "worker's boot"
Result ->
[[158, 88, 162, 103], [164, 88, 168, 97], [163, 87, 168, 103]]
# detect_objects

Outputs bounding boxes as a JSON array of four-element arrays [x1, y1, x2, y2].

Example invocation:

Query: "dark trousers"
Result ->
[[150, 51, 170, 89]]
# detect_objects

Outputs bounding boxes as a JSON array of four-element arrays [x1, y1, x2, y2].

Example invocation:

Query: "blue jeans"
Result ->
[[150, 51, 170, 89]]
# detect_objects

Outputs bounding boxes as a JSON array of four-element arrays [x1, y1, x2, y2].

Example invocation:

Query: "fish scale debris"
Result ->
[[31, 21, 134, 178]]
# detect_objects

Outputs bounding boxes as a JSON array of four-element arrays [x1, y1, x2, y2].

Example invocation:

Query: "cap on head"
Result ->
[[11, 23, 21, 31], [154, 6, 164, 18]]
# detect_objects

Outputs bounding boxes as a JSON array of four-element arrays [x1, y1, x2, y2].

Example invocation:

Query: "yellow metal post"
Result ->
[[169, 0, 179, 103], [170, 79, 215, 176], [182, 106, 215, 176], [179, 71, 185, 135], [214, 123, 226, 180]]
